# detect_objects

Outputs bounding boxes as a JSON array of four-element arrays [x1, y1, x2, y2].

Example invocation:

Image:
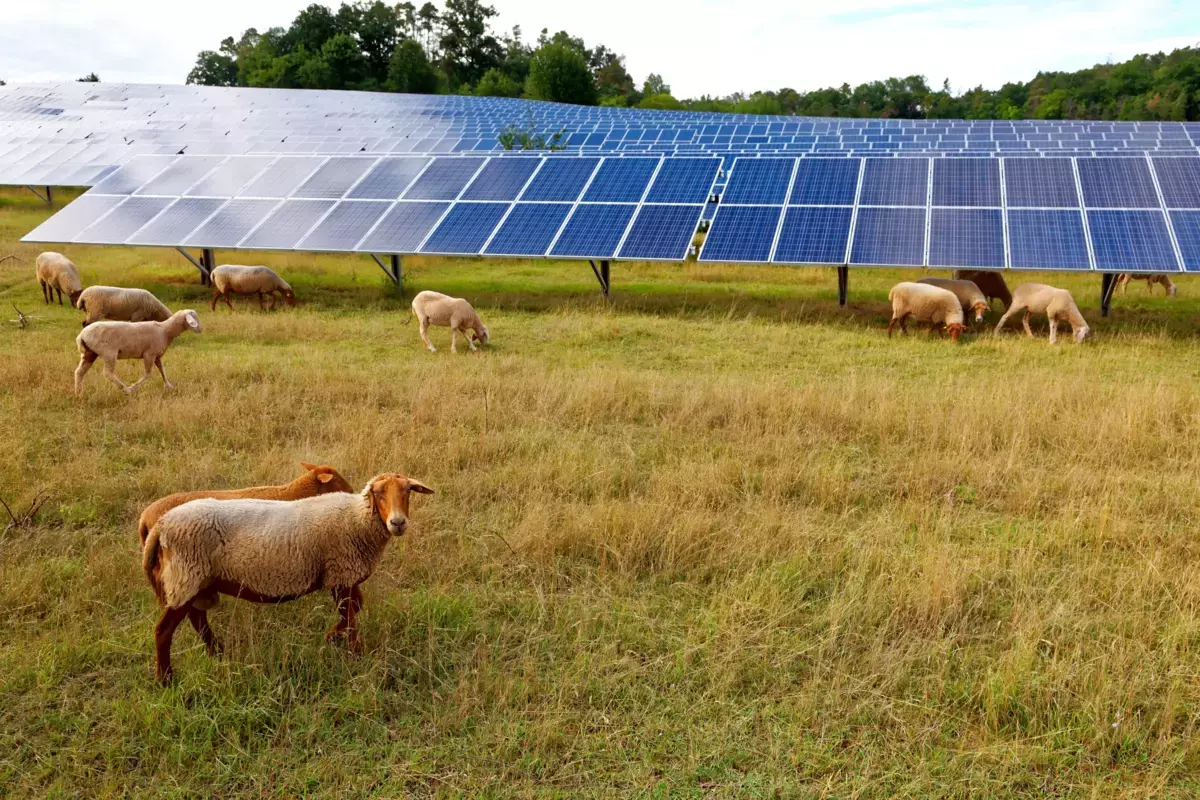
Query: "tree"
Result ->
[[77, 73, 100, 82], [416, 3, 441, 58], [387, 38, 438, 93], [594, 49, 633, 99], [524, 41, 597, 105], [320, 32, 368, 88], [288, 4, 339, 53], [340, 1, 400, 85], [475, 67, 522, 97], [439, 0, 501, 88], [638, 93, 682, 110], [642, 73, 669, 97]]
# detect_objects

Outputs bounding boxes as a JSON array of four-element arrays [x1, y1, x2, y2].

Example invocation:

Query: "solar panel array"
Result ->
[[698, 155, 1198, 272], [24, 154, 721, 262]]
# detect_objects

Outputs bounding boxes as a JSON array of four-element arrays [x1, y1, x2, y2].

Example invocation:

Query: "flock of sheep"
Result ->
[[29, 249, 1182, 682]]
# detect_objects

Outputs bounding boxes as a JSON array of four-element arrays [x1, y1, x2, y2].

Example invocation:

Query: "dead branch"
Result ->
[[2, 488, 51, 532]]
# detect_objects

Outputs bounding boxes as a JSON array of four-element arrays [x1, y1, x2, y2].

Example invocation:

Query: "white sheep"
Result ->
[[35, 252, 83, 306], [74, 310, 203, 395], [76, 285, 172, 327], [916, 278, 991, 324], [408, 290, 490, 353], [210, 265, 296, 311], [887, 282, 966, 342], [142, 472, 434, 682], [1117, 273, 1177, 297], [994, 283, 1090, 343]]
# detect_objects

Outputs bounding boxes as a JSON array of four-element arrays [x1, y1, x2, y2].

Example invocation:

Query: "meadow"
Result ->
[[1, 186, 1198, 798]]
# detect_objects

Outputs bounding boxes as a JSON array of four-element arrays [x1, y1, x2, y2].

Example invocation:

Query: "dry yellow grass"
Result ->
[[0, 187, 1198, 797]]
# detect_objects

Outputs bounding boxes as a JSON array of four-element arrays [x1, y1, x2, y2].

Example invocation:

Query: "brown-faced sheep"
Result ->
[[408, 290, 489, 353], [1116, 273, 1177, 297], [74, 310, 202, 395], [953, 270, 1012, 311], [994, 283, 1089, 343], [76, 286, 172, 327], [916, 277, 991, 324], [210, 265, 296, 311], [888, 282, 966, 342], [35, 252, 83, 306]]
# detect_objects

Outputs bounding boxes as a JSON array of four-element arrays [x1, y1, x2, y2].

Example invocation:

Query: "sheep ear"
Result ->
[[364, 486, 377, 514], [407, 480, 434, 495], [316, 472, 335, 484], [300, 461, 317, 471]]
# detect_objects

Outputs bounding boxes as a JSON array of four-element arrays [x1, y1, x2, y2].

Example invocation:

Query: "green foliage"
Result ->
[[600, 94, 628, 108], [187, 45, 237, 86], [524, 41, 597, 105], [386, 39, 438, 94], [642, 73, 669, 97], [76, 73, 99, 83], [497, 112, 567, 150], [637, 93, 683, 111], [475, 67, 522, 98], [438, 0, 502, 88]]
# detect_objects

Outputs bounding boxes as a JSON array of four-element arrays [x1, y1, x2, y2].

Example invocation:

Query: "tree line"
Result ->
[[184, 1, 1200, 121]]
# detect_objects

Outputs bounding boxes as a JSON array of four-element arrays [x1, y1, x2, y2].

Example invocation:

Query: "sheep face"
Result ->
[[69, 290, 83, 307], [1074, 325, 1091, 344], [282, 289, 297, 307], [1167, 283, 1178, 297], [947, 323, 966, 343], [363, 473, 434, 536], [299, 461, 355, 494], [970, 301, 988, 324], [183, 311, 203, 333], [473, 324, 490, 346]]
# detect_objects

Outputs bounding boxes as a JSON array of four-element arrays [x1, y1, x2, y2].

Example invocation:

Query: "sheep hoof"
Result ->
[[156, 667, 174, 685]]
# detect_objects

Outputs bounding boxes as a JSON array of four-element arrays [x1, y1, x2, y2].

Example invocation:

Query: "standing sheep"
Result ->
[[994, 283, 1090, 343], [210, 265, 296, 311], [35, 252, 83, 306], [136, 462, 354, 547], [142, 473, 434, 682], [1116, 273, 1177, 297], [887, 282, 966, 342], [953, 270, 1012, 311], [76, 286, 172, 327], [408, 290, 490, 353], [916, 277, 991, 324], [74, 310, 202, 395]]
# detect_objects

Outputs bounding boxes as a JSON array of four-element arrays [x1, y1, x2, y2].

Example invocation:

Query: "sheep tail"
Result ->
[[142, 527, 166, 607]]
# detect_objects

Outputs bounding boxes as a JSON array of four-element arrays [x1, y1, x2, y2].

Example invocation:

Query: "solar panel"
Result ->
[[1087, 210, 1180, 271], [698, 206, 782, 262], [582, 157, 660, 203], [643, 158, 721, 204], [1171, 211, 1200, 271], [347, 157, 429, 200], [849, 207, 926, 266], [421, 202, 509, 254], [1152, 158, 1200, 208], [773, 206, 853, 264], [240, 199, 335, 248], [183, 199, 280, 247], [185, 156, 275, 197], [549, 203, 637, 258], [1007, 210, 1091, 270], [23, 193, 125, 242], [135, 156, 224, 195], [242, 157, 326, 198], [928, 208, 1005, 268], [293, 157, 376, 199], [787, 159, 860, 205], [77, 196, 173, 243], [858, 159, 928, 206], [358, 201, 449, 252], [88, 155, 175, 195], [932, 159, 1001, 207], [403, 157, 485, 200], [618, 204, 703, 260], [460, 158, 540, 201], [1077, 159, 1160, 208], [299, 200, 389, 250], [721, 159, 795, 205], [519, 158, 599, 202], [484, 203, 571, 256], [127, 198, 225, 245], [1003, 159, 1080, 208]]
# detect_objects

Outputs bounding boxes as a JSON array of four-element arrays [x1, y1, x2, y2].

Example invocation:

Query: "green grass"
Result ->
[[1, 187, 1198, 797]]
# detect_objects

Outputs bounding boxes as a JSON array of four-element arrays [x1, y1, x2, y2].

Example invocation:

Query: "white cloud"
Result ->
[[0, 0, 1196, 98]]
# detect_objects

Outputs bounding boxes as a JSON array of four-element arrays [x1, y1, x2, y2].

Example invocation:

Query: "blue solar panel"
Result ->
[[582, 158, 660, 203], [403, 157, 486, 200], [849, 207, 926, 265], [618, 204, 703, 260], [484, 203, 571, 256], [358, 201, 449, 252], [773, 206, 852, 264], [520, 158, 599, 202], [932, 159, 1001, 207], [240, 199, 335, 249], [1003, 159, 1080, 208], [787, 159, 860, 205], [1171, 211, 1200, 271], [1087, 210, 1179, 271], [721, 159, 795, 205], [421, 202, 509, 254], [294, 157, 376, 200], [550, 204, 637, 258], [929, 208, 1005, 268], [1007, 210, 1091, 270], [1152, 158, 1200, 208], [699, 206, 781, 262], [643, 158, 720, 204], [183, 199, 280, 248], [461, 158, 541, 201], [299, 200, 390, 251], [858, 159, 928, 206], [1078, 159, 1160, 208], [346, 157, 429, 200]]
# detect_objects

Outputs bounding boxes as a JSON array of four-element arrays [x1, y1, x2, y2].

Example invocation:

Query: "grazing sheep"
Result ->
[[142, 473, 434, 682], [407, 290, 490, 353], [887, 282, 966, 342], [953, 270, 1012, 311], [74, 310, 202, 395], [35, 252, 83, 306], [1116, 273, 1177, 297], [916, 278, 991, 324], [210, 265, 295, 311], [136, 462, 354, 547], [994, 283, 1089, 343], [76, 286, 172, 327]]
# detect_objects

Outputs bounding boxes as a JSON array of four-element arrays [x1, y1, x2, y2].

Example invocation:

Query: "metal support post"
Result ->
[[369, 254, 402, 289], [837, 265, 849, 307], [589, 259, 611, 298], [175, 248, 211, 283], [201, 249, 216, 287], [25, 186, 51, 203], [46, 186, 53, 205], [1100, 272, 1115, 318]]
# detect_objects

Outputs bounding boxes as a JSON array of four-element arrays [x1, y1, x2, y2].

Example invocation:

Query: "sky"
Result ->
[[1, 0, 1198, 98]]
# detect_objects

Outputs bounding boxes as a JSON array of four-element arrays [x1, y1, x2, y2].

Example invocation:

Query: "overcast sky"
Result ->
[[2, 1, 1198, 98]]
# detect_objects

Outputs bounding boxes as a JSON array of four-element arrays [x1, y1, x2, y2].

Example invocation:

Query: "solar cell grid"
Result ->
[[293, 157, 377, 199], [1007, 210, 1091, 270], [1087, 210, 1179, 271], [346, 157, 430, 200], [77, 196, 173, 243], [618, 204, 703, 260], [720, 158, 795, 205], [773, 206, 853, 264], [1152, 158, 1200, 208], [484, 203, 572, 256], [23, 193, 125, 242], [928, 208, 1005, 268], [240, 199, 335, 248], [932, 159, 1001, 207], [460, 158, 540, 201], [858, 159, 928, 206], [787, 159, 860, 205], [88, 155, 175, 195], [582, 158, 660, 203], [1003, 158, 1080, 208], [402, 157, 485, 200], [550, 203, 637, 258], [699, 205, 782, 263], [358, 201, 450, 252], [1078, 158, 1160, 208], [421, 202, 508, 254], [241, 157, 327, 198], [127, 197, 225, 245], [134, 156, 224, 196], [1171, 211, 1200, 271], [849, 207, 926, 266], [299, 200, 389, 250], [183, 198, 280, 247], [642, 158, 720, 204]]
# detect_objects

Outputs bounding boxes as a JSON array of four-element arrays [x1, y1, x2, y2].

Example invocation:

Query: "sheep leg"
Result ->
[[223, 292, 234, 311], [40, 280, 50, 304], [101, 357, 133, 394], [1049, 317, 1059, 345], [128, 355, 155, 391], [268, 291, 278, 311], [74, 350, 97, 394], [419, 318, 436, 352], [155, 356, 174, 390], [55, 286, 63, 305], [327, 585, 364, 653], [155, 604, 192, 683], [459, 325, 478, 352], [1021, 311, 1034, 339], [187, 608, 221, 657], [994, 304, 1022, 336], [210, 289, 221, 311]]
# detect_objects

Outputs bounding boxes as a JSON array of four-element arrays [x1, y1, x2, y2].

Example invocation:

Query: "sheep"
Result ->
[[887, 282, 966, 342], [953, 270, 1012, 311], [916, 277, 991, 324], [76, 285, 172, 327], [35, 252, 83, 307], [994, 283, 1090, 343], [407, 290, 490, 353], [210, 265, 296, 311], [1116, 273, 1177, 297], [142, 472, 434, 682], [74, 310, 202, 395], [136, 462, 354, 547]]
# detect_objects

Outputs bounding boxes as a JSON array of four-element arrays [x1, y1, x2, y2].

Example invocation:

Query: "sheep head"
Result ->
[[362, 473, 434, 536], [947, 323, 966, 343], [1074, 325, 1091, 344], [299, 462, 354, 494], [69, 290, 83, 307], [282, 289, 297, 307], [472, 324, 490, 346], [970, 301, 989, 324], [178, 310, 203, 333]]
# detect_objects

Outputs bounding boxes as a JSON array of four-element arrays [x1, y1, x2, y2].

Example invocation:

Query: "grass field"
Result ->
[[1, 185, 1199, 797]]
